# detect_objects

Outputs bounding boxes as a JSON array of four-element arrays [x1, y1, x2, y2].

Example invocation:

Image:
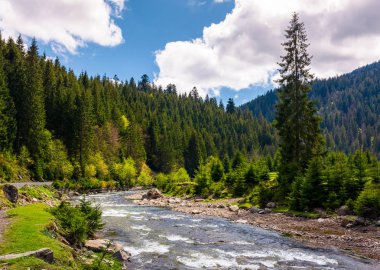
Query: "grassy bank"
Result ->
[[0, 186, 123, 269], [0, 203, 78, 269]]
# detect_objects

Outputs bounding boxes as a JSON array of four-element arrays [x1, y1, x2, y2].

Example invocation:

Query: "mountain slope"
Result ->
[[242, 61, 380, 155]]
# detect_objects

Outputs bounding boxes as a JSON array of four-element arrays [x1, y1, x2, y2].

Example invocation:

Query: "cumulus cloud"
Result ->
[[0, 0, 125, 54], [155, 0, 380, 97]]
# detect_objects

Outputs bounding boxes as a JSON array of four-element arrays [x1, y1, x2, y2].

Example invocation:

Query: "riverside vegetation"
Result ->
[[0, 185, 124, 269], [0, 12, 379, 267]]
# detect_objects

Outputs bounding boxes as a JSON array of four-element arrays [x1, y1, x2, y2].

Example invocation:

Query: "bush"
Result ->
[[51, 197, 103, 245], [354, 183, 380, 219]]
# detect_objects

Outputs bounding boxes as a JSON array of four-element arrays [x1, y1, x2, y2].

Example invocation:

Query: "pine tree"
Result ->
[[4, 37, 28, 151], [25, 39, 47, 178], [185, 132, 206, 177], [74, 90, 95, 174], [226, 98, 235, 113], [0, 51, 16, 151], [275, 13, 324, 194]]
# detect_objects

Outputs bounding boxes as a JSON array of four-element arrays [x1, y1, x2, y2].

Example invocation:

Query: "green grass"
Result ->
[[273, 207, 321, 219], [19, 185, 56, 200], [0, 203, 77, 269], [238, 202, 253, 209]]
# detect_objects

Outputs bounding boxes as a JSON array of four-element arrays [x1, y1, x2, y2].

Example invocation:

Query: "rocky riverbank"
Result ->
[[129, 189, 380, 261]]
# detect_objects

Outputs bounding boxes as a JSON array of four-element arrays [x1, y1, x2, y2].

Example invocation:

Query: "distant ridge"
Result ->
[[242, 61, 380, 156]]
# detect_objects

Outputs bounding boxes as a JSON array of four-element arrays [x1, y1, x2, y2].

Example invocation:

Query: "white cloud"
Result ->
[[0, 0, 125, 54], [155, 0, 380, 97]]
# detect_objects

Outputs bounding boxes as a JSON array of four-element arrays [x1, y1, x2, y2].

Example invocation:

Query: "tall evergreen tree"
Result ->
[[275, 13, 324, 194], [4, 37, 28, 151], [226, 98, 235, 113], [25, 39, 47, 178], [0, 51, 16, 151]]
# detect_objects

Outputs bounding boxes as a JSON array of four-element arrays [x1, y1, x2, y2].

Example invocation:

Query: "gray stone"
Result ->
[[266, 202, 276, 209], [112, 250, 131, 262], [376, 220, 380, 227], [353, 217, 366, 226], [249, 207, 261, 213], [85, 239, 111, 252], [0, 248, 54, 263], [336, 205, 354, 216], [229, 205, 239, 212], [191, 209, 202, 214], [2, 184, 18, 203]]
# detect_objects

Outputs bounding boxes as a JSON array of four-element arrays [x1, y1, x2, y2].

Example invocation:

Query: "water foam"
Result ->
[[160, 234, 195, 244], [177, 252, 238, 268], [130, 225, 152, 231], [124, 241, 170, 256]]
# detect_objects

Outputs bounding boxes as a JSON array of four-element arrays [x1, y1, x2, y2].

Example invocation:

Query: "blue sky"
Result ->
[[37, 0, 259, 104], [1, 0, 379, 105]]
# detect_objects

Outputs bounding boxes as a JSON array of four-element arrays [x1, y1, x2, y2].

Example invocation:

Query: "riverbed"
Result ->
[[85, 191, 378, 270]]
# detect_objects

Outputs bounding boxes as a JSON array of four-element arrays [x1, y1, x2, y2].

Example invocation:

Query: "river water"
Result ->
[[84, 191, 378, 270]]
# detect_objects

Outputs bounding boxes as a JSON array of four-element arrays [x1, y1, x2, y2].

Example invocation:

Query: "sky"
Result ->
[[1, 0, 380, 105]]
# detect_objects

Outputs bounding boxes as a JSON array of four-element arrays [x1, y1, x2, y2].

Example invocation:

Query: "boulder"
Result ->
[[353, 217, 367, 226], [217, 204, 225, 209], [191, 209, 202, 214], [336, 205, 354, 216], [168, 198, 176, 204], [85, 239, 111, 252], [142, 188, 163, 200], [266, 202, 276, 209], [229, 205, 239, 212], [376, 220, 380, 227], [249, 207, 261, 214], [112, 250, 131, 262], [0, 248, 54, 263], [2, 184, 18, 203]]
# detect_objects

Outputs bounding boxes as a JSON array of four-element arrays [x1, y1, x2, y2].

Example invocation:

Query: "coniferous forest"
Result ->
[[0, 13, 379, 221], [243, 62, 380, 156]]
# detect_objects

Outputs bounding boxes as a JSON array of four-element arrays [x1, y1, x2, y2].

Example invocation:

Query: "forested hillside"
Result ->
[[243, 62, 380, 156], [0, 36, 276, 183]]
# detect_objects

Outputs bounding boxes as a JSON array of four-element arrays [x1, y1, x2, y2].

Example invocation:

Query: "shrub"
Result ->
[[51, 197, 104, 245], [354, 183, 380, 219]]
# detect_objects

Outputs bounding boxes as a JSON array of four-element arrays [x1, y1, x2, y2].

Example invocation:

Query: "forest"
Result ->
[[243, 61, 380, 156], [0, 13, 379, 221]]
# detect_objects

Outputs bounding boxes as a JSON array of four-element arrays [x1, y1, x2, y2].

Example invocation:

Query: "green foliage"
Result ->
[[275, 13, 324, 194], [290, 157, 327, 211], [51, 197, 103, 245], [0, 151, 29, 182], [136, 163, 154, 186], [0, 204, 78, 269], [111, 157, 137, 187], [354, 183, 380, 219]]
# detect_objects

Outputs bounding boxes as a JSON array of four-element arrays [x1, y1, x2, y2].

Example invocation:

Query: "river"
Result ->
[[84, 191, 378, 270]]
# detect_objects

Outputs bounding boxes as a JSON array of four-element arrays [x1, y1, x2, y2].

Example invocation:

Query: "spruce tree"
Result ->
[[0, 51, 16, 151], [25, 39, 47, 178], [275, 13, 324, 194], [226, 98, 235, 113]]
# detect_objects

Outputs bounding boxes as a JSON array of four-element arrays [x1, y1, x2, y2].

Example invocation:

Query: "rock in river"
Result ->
[[142, 188, 163, 200]]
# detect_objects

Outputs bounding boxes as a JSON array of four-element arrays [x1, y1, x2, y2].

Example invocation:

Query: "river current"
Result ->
[[84, 191, 378, 270]]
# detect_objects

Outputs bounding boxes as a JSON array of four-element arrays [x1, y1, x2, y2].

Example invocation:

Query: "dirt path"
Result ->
[[136, 196, 380, 261], [0, 210, 10, 244]]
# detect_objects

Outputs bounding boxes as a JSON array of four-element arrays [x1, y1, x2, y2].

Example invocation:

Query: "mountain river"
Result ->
[[82, 191, 379, 270]]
